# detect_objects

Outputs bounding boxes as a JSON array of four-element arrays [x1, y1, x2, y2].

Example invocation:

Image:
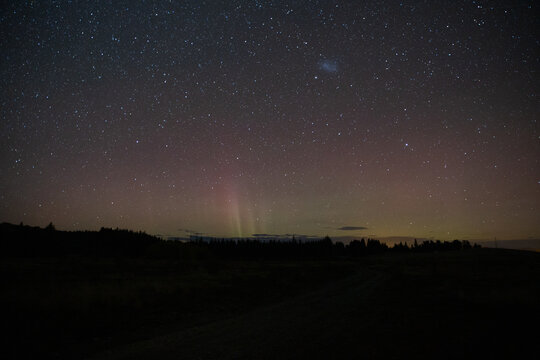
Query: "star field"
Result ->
[[1, 1, 538, 241]]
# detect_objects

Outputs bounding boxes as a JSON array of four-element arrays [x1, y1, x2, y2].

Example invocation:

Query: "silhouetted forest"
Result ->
[[1, 222, 479, 259]]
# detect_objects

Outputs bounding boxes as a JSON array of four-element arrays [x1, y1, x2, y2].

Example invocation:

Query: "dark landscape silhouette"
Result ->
[[1, 222, 479, 259], [1, 222, 539, 360]]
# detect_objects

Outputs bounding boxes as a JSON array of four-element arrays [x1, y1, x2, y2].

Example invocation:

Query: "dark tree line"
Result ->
[[191, 236, 479, 259], [390, 238, 477, 252], [0, 222, 158, 257], [1, 222, 480, 260]]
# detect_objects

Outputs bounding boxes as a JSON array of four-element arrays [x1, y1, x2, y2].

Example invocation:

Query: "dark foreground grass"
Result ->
[[2, 249, 539, 359], [0, 256, 355, 359]]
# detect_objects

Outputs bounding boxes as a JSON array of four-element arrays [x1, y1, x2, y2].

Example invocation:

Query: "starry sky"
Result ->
[[1, 0, 538, 242]]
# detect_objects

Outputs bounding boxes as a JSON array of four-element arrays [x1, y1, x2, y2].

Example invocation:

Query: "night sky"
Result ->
[[1, 1, 538, 242]]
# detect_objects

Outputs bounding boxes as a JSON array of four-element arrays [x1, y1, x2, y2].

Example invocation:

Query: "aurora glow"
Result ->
[[1, 1, 538, 243]]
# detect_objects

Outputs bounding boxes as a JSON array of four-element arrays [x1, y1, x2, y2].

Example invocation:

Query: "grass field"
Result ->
[[2, 249, 539, 359]]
